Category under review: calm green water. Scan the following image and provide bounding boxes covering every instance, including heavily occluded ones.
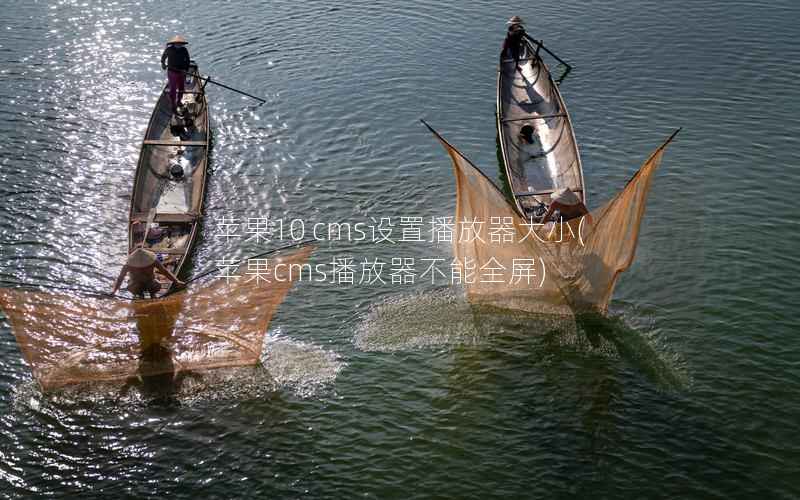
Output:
[1,0,798,498]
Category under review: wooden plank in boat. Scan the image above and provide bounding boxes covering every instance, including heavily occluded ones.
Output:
[515,188,584,197]
[142,140,207,146]
[501,113,566,123]
[131,212,198,223]
[146,248,189,255]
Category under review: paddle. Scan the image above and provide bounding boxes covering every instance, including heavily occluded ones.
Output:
[554,65,572,86]
[167,66,267,104]
[523,34,572,70]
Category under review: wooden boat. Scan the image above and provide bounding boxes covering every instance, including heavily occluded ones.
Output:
[128,62,209,294]
[496,36,585,219]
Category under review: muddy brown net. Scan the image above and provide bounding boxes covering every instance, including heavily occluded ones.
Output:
[429,125,678,316]
[0,245,314,391]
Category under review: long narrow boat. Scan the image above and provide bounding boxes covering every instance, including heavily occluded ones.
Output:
[496,36,585,219]
[128,62,209,294]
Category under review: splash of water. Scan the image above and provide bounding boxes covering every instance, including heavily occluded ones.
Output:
[354,288,483,351]
[11,333,344,412]
[262,333,345,398]
[354,288,689,390]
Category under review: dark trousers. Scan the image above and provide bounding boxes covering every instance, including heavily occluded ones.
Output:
[167,69,186,110]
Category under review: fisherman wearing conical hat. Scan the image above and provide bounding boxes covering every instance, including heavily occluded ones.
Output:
[503,16,527,71]
[160,35,192,114]
[111,246,185,298]
[540,187,591,223]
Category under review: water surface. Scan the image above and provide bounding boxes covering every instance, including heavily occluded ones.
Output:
[1,0,798,497]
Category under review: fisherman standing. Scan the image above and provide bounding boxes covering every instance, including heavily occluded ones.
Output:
[160,35,191,113]
[111,246,185,298]
[502,16,526,70]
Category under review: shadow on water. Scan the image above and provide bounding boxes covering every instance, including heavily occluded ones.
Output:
[444,307,626,451]
[117,343,204,408]
[470,304,687,391]
[111,297,196,407]
[574,311,687,391]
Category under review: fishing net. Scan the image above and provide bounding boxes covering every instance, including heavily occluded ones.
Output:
[0,244,314,391]
[433,126,677,316]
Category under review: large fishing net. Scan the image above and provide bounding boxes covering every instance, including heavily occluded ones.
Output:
[430,126,678,316]
[0,245,314,391]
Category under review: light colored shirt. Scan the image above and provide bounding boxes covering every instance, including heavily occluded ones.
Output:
[521,140,544,159]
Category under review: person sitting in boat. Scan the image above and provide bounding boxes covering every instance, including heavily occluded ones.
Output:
[502,16,526,70]
[519,124,544,159]
[111,245,185,298]
[540,187,590,223]
[160,35,191,114]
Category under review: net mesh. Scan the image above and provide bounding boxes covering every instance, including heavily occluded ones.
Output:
[435,127,677,316]
[0,245,313,391]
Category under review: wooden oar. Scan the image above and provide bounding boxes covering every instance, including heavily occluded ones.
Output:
[167,66,266,103]
[523,34,572,70]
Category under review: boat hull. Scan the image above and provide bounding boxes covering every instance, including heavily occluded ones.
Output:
[127,63,210,295]
[496,38,585,218]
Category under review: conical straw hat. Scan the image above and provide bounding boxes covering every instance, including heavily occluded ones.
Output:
[551,187,580,206]
[127,248,157,268]
[507,16,525,26]
[167,35,188,45]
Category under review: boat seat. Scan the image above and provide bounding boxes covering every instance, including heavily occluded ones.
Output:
[500,57,537,64]
[515,188,583,197]
[143,140,206,146]
[131,212,198,223]
[144,247,187,255]
[501,113,566,123]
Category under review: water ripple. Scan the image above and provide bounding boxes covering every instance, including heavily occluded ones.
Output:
[1,0,798,497]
